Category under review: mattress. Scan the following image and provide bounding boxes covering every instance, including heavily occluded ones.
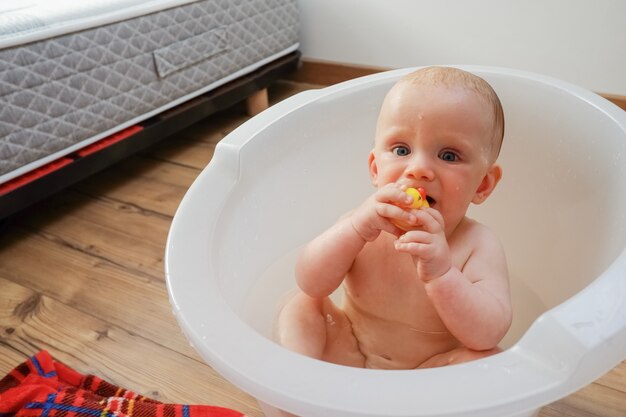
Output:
[0,0,299,183]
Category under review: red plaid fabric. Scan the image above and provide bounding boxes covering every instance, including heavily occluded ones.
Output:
[0,351,244,417]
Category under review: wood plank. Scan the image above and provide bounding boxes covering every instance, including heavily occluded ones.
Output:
[0,277,262,416]
[140,110,235,169]
[186,107,251,143]
[0,229,190,355]
[541,379,626,417]
[540,403,599,417]
[599,93,626,112]
[14,190,170,281]
[595,360,626,392]
[286,58,388,86]
[267,80,323,106]
[0,281,37,371]
[144,135,217,170]
[74,156,198,217]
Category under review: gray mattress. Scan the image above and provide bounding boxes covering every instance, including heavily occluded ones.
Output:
[0,0,299,183]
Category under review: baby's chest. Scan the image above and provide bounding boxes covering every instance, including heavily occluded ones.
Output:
[348,234,472,297]
[345,253,439,327]
[348,243,423,298]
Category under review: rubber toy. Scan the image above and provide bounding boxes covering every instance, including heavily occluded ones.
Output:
[405,187,429,209]
[392,187,429,231]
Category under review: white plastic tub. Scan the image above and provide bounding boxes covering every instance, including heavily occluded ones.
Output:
[166,66,626,417]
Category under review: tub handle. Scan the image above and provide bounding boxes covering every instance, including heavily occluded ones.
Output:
[516,249,626,392]
[554,249,626,348]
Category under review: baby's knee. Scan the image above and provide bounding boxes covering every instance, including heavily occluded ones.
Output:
[448,347,501,365]
[276,292,328,342]
[276,292,330,357]
[280,292,325,321]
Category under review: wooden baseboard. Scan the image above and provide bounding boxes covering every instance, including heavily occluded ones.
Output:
[287,58,388,86]
[599,93,626,112]
[289,59,626,111]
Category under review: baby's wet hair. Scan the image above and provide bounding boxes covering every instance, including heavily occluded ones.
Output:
[399,66,505,161]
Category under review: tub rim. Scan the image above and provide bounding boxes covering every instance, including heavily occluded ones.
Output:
[165,65,626,417]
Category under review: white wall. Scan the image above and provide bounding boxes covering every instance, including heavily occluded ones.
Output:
[297,0,626,95]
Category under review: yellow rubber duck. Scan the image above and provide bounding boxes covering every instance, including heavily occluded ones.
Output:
[392,187,429,231]
[405,187,429,209]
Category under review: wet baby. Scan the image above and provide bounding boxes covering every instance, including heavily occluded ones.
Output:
[278,66,511,369]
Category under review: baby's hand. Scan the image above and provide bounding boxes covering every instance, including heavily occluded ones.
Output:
[391,187,429,230]
[350,183,418,241]
[394,208,451,282]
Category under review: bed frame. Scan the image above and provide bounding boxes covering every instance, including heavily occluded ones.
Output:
[0,51,300,220]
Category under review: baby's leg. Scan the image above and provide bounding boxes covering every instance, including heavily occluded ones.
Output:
[277,292,365,367]
[417,346,502,369]
[277,292,327,359]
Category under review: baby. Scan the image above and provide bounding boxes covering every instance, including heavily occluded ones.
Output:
[278,66,512,369]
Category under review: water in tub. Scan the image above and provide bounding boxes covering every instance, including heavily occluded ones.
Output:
[240,247,547,351]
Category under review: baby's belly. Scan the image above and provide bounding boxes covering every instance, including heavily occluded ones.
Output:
[343,297,460,369]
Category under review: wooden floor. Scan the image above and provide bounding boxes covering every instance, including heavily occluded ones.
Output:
[1,79,625,417]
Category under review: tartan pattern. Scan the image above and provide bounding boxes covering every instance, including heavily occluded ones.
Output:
[0,351,244,417]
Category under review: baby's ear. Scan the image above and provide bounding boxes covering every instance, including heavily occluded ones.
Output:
[368,150,378,186]
[472,164,502,204]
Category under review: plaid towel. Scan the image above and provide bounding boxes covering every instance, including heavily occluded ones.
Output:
[0,350,245,417]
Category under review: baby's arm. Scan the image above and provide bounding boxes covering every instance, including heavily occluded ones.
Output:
[395,214,511,351]
[295,216,365,298]
[425,228,510,351]
[297,184,417,298]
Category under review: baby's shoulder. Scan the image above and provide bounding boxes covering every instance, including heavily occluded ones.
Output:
[453,217,502,249]
[458,216,492,234]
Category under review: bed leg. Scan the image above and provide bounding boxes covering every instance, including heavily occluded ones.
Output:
[246,88,269,116]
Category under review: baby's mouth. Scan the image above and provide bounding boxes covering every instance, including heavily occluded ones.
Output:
[426,196,436,207]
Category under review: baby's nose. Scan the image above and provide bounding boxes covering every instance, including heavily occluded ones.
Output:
[406,155,435,180]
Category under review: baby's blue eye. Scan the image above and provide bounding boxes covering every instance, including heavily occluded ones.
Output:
[393,146,410,156]
[439,150,459,162]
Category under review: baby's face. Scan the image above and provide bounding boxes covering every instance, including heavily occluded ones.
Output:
[369,82,498,233]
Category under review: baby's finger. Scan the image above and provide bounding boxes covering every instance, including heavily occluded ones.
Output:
[394,240,428,255]
[395,231,437,258]
[425,207,445,226]
[375,202,416,223]
[377,183,413,206]
[411,208,444,234]
[397,230,432,245]
[380,220,408,237]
